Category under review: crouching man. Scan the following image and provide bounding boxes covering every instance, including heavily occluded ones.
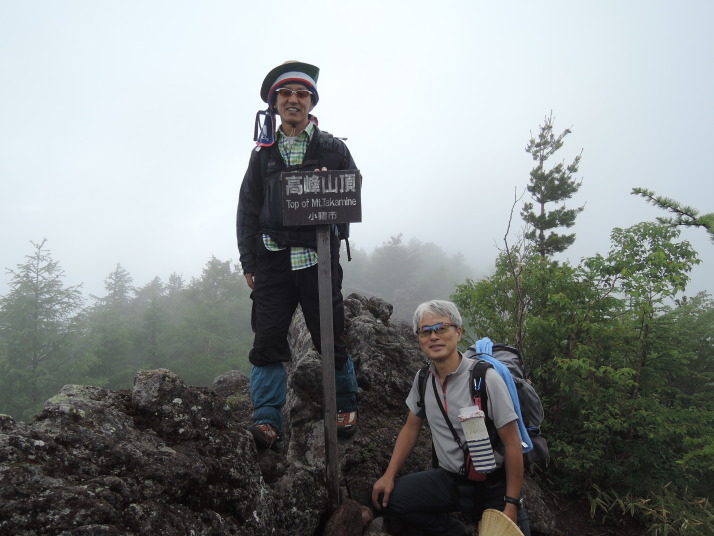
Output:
[371,300,530,535]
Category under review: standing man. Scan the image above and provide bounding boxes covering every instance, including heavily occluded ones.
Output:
[372,300,530,535]
[236,61,359,450]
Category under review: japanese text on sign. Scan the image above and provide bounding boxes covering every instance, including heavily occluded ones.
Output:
[281,169,362,226]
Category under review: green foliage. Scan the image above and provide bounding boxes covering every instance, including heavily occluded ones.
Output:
[589,484,713,536]
[632,187,714,244]
[360,441,378,462]
[453,247,624,373]
[521,112,584,258]
[607,223,699,303]
[451,221,712,533]
[645,293,714,404]
[605,223,700,396]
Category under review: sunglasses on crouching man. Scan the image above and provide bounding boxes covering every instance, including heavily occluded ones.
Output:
[416,322,459,339]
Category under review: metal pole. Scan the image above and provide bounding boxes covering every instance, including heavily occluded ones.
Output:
[316,224,340,513]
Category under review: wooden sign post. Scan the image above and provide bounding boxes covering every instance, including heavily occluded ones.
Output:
[281,169,362,513]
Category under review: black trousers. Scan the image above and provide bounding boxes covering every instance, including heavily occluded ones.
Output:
[384,468,531,536]
[248,241,348,369]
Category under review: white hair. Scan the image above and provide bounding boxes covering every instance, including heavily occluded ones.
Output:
[412,300,463,333]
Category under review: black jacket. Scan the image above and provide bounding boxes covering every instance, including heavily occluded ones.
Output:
[236,127,357,274]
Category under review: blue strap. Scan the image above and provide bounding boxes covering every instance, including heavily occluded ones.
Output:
[475,337,533,453]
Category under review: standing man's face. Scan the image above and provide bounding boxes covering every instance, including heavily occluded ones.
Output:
[274,83,314,131]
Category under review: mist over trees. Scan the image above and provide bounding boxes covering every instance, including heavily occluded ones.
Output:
[0,248,254,421]
[342,233,476,320]
[0,235,474,422]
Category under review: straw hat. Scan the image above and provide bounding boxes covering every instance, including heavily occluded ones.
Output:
[477,509,524,536]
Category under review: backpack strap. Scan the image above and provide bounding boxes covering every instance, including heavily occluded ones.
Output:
[431,375,464,449]
[470,358,492,409]
[342,233,352,262]
[255,143,276,186]
[415,364,439,468]
[416,364,429,409]
[431,375,471,478]
[470,359,499,446]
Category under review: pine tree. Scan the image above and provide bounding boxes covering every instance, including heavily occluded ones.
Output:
[521,113,584,258]
[632,187,714,244]
[0,239,89,419]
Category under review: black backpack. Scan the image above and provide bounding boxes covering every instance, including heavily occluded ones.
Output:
[417,343,548,466]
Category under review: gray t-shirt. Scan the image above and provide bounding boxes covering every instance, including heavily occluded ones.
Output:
[405,356,517,474]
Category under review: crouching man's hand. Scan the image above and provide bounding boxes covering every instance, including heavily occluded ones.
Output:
[371,475,394,510]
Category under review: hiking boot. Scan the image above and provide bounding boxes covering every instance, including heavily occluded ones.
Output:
[247,423,280,450]
[336,410,358,436]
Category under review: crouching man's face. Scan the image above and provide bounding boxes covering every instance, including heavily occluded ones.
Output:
[416,314,462,363]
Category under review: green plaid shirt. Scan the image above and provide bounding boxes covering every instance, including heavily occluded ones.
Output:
[263,123,318,270]
[278,122,314,166]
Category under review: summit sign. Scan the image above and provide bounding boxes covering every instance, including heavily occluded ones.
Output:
[280,169,362,226]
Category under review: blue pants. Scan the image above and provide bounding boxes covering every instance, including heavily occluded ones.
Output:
[383,468,530,535]
[250,356,358,433]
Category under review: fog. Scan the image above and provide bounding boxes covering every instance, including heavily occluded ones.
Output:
[1,1,712,299]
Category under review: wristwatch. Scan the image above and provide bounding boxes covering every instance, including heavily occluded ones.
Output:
[504,495,523,509]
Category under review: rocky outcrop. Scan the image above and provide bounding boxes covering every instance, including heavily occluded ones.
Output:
[0,294,555,535]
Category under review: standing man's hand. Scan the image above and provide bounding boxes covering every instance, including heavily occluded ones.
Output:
[244,273,255,289]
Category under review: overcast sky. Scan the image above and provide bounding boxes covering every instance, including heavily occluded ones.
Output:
[1,1,712,300]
